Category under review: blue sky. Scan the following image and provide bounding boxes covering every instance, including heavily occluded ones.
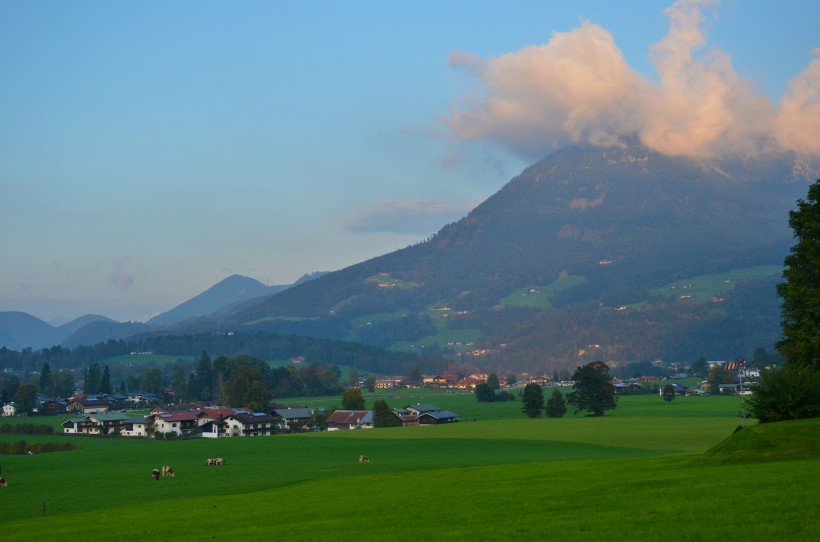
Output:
[1,1,818,323]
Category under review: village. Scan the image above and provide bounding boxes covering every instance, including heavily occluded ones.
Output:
[45,394,460,438]
[0,358,758,440]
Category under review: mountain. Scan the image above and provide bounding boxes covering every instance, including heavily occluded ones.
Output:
[0,312,115,351]
[147,275,278,326]
[147,272,328,326]
[193,142,817,371]
[55,272,330,348]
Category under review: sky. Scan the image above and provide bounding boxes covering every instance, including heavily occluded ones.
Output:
[1,0,818,324]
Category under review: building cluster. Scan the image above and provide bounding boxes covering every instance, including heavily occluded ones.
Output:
[0,391,461,438]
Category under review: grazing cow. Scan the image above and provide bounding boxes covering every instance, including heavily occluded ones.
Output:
[0,476,7,487]
[162,466,175,478]
[358,455,369,463]
[151,469,160,480]
[207,458,224,466]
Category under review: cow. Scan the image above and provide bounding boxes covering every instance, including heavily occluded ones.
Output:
[151,469,160,480]
[0,476,7,487]
[207,458,225,466]
[162,466,175,478]
[358,455,369,463]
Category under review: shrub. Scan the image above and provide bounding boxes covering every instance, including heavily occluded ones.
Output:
[742,364,820,423]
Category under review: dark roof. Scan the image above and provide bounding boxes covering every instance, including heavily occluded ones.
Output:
[232,412,273,424]
[326,410,371,425]
[419,410,459,420]
[272,407,311,420]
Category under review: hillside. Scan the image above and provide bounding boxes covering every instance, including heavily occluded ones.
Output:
[0,312,115,351]
[195,142,816,370]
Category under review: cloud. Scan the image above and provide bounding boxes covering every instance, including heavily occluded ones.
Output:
[775,50,820,155]
[445,0,817,159]
[108,266,135,291]
[339,199,476,235]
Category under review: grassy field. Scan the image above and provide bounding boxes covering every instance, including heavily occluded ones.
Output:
[650,264,782,302]
[1,393,817,541]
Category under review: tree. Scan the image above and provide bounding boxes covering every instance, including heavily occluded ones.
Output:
[661,384,676,403]
[372,399,400,428]
[140,368,163,396]
[341,387,365,410]
[706,364,734,394]
[39,363,52,394]
[567,361,617,416]
[13,383,37,414]
[777,179,820,371]
[100,365,112,395]
[690,356,709,377]
[521,383,544,418]
[223,364,271,410]
[545,388,567,418]
[486,373,500,391]
[743,364,820,422]
[84,363,102,394]
[364,376,376,392]
[474,382,496,402]
[53,371,75,398]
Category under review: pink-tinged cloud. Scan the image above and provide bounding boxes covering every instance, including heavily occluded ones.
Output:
[108,267,135,291]
[445,0,817,160]
[339,199,476,235]
[775,50,820,155]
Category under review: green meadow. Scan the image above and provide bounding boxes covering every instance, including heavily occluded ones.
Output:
[1,393,817,541]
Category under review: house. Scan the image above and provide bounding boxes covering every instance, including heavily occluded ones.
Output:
[393,409,419,426]
[2,403,15,417]
[418,410,460,425]
[127,392,160,406]
[325,410,373,431]
[150,411,198,437]
[272,407,312,431]
[121,417,150,437]
[39,399,69,415]
[87,412,130,435]
[62,413,130,435]
[66,396,113,414]
[224,412,274,437]
[403,403,440,417]
[62,417,89,434]
[199,417,230,438]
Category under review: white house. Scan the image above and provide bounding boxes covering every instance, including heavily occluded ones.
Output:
[2,403,16,417]
[121,417,150,437]
[150,411,197,436]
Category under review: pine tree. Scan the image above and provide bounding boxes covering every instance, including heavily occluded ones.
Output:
[777,179,820,370]
[521,383,544,418]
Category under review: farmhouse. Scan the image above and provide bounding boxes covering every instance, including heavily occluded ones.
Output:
[325,410,373,431]
[67,395,113,414]
[272,407,312,431]
[395,404,460,426]
[2,403,15,417]
[224,412,274,437]
[121,417,150,437]
[62,412,130,435]
[418,410,460,425]
[150,410,198,437]
[403,403,441,417]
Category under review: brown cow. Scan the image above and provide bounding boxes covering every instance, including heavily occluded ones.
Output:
[358,455,369,463]
[162,466,175,477]
[0,476,7,487]
[151,469,160,480]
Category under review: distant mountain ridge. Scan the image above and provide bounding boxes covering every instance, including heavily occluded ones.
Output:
[0,312,116,351]
[0,273,327,350]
